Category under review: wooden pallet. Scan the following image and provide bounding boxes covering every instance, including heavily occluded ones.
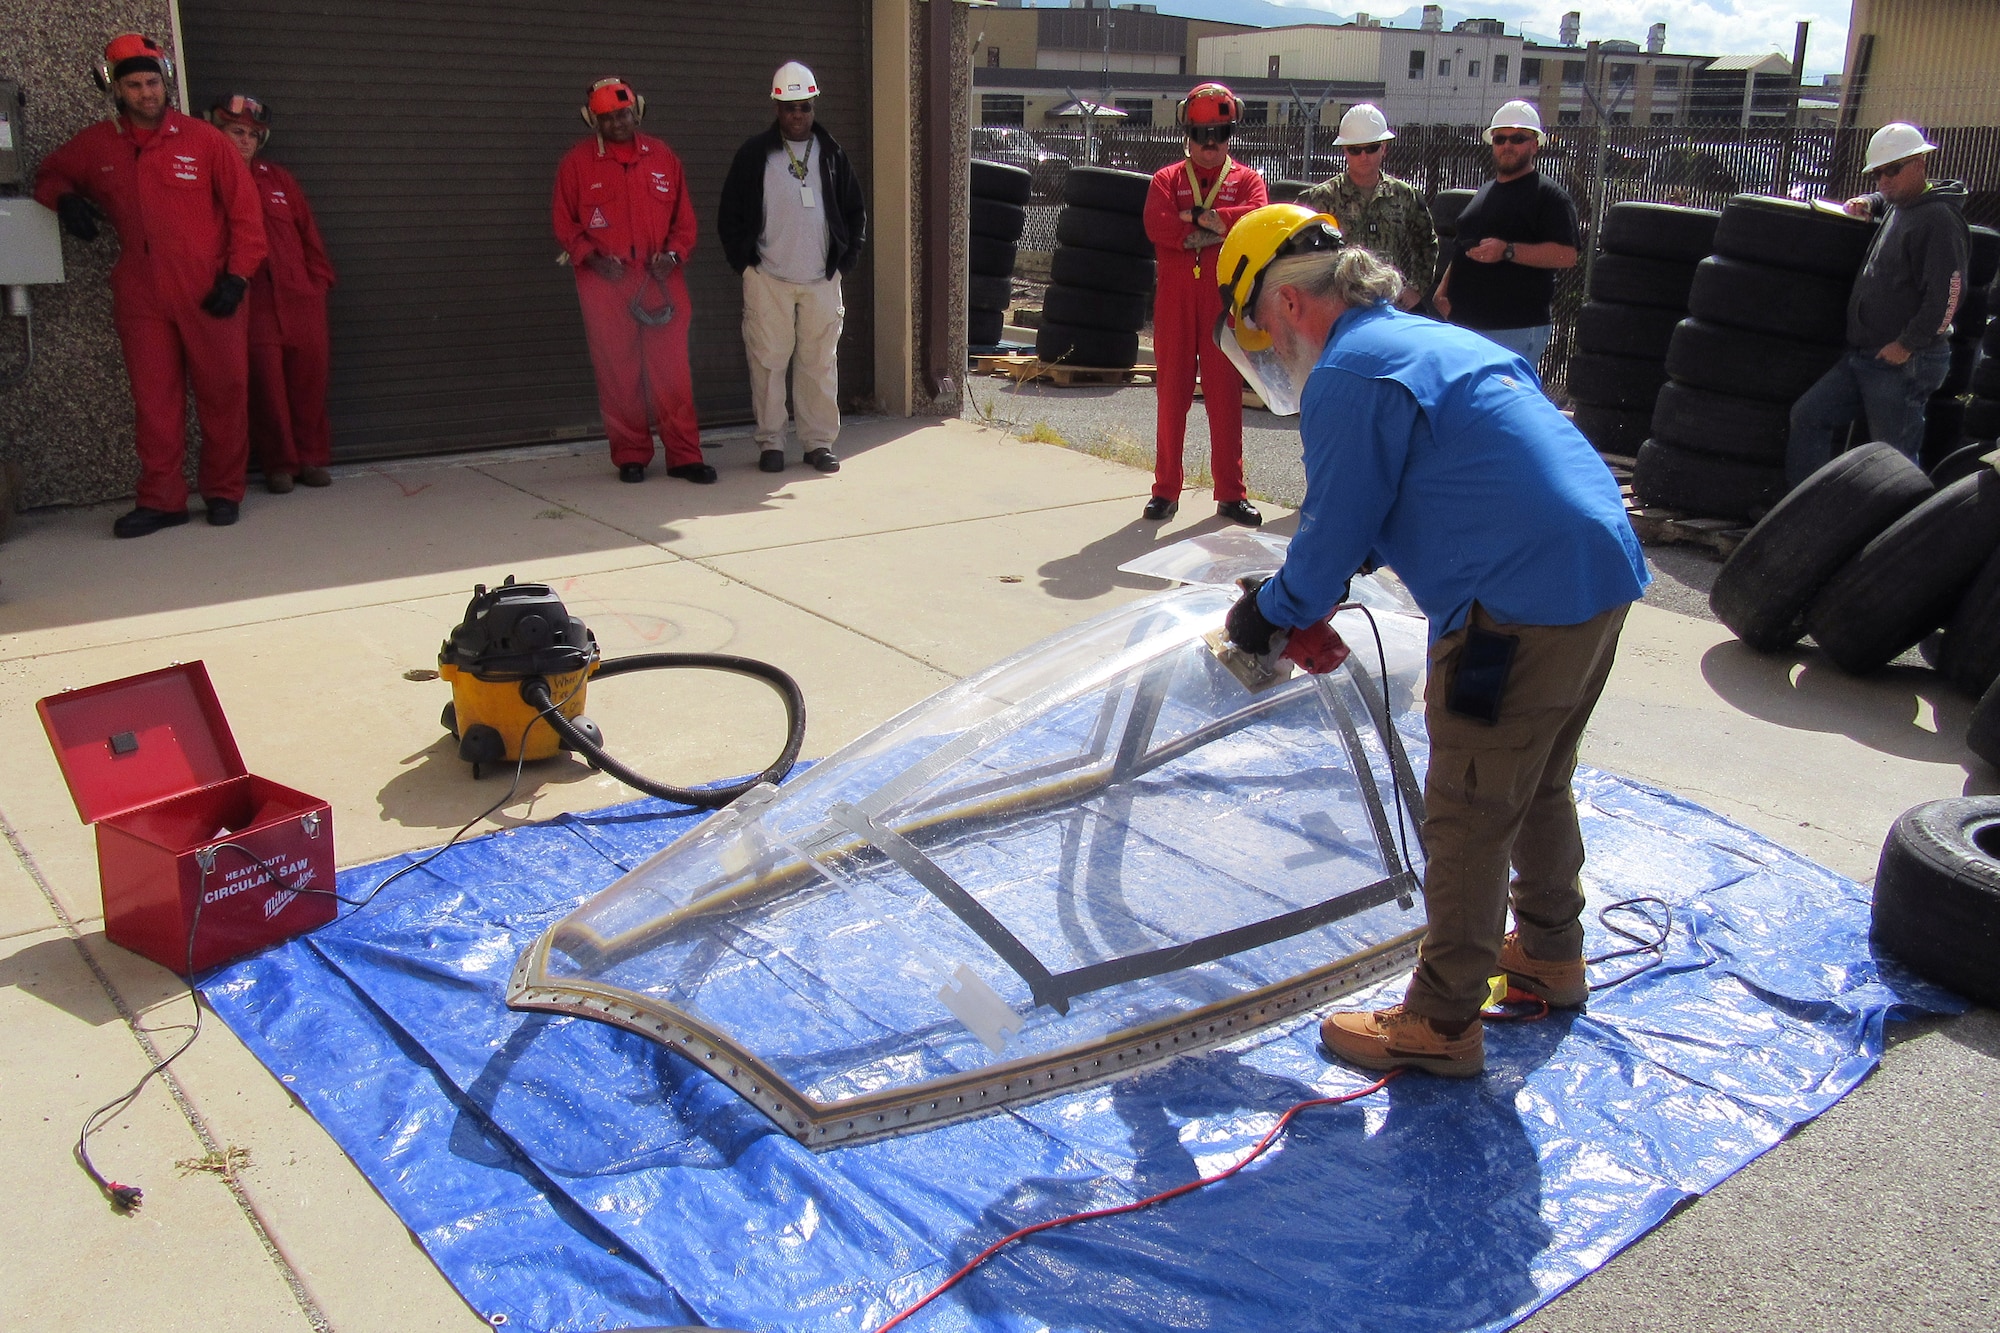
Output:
[1604,458,1750,557]
[970,353,1158,387]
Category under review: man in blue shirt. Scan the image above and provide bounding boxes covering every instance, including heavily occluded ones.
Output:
[1215,205,1649,1077]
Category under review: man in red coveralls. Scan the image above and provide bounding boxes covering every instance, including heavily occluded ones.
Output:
[210,95,337,493]
[1141,82,1268,526]
[552,78,708,484]
[34,34,266,537]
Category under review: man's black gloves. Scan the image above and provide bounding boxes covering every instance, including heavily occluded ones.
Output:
[56,194,100,241]
[201,273,249,318]
[1225,577,1282,656]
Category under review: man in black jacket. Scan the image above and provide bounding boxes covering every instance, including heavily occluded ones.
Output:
[718,61,868,474]
[1788,121,1970,486]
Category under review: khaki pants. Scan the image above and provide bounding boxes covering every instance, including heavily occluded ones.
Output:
[741,266,844,451]
[1403,601,1632,1023]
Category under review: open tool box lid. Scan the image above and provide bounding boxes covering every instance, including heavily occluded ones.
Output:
[37,662,249,826]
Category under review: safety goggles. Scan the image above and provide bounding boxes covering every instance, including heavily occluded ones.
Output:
[1490,132,1537,146]
[1344,142,1385,155]
[218,95,267,122]
[1186,125,1232,146]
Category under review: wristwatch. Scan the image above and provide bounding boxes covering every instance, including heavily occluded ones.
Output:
[1502,243,1517,263]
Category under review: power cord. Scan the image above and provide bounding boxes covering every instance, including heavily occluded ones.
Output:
[73,676,595,1211]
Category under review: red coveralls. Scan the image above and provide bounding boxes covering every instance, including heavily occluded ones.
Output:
[552,133,702,468]
[1142,158,1267,504]
[246,159,336,477]
[35,111,266,510]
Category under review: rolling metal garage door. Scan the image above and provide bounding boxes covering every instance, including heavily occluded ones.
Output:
[177,0,872,461]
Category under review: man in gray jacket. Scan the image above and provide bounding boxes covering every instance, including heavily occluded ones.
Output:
[1787,122,1970,486]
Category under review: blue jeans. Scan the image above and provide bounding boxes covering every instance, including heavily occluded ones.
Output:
[1469,324,1553,371]
[1786,345,1953,487]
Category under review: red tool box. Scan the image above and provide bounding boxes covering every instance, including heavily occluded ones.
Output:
[37,662,336,973]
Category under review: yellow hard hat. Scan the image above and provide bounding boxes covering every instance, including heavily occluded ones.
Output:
[1216,204,1344,351]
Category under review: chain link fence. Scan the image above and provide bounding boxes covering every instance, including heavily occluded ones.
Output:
[1008,123,2000,401]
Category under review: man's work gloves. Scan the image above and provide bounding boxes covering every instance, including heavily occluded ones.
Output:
[1225,577,1282,656]
[56,194,101,241]
[585,254,625,282]
[201,273,249,318]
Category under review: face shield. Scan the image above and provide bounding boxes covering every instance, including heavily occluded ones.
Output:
[1211,216,1345,419]
[1213,313,1304,417]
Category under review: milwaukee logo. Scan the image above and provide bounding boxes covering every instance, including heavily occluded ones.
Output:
[263,887,299,920]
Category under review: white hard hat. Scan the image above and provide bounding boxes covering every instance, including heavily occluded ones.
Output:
[1486,99,1543,142]
[1333,103,1394,147]
[1863,121,1937,174]
[772,62,819,102]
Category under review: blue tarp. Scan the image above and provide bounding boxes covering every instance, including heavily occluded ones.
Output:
[205,765,1960,1333]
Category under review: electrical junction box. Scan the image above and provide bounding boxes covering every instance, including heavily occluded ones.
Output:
[0,81,21,187]
[37,662,336,973]
[0,198,64,285]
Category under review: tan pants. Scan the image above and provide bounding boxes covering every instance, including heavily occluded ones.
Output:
[1403,601,1632,1023]
[741,266,844,451]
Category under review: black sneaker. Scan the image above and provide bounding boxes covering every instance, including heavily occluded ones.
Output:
[804,448,841,474]
[759,449,786,473]
[666,463,718,484]
[618,463,647,483]
[205,499,240,527]
[1217,499,1262,527]
[112,506,190,539]
[1141,496,1178,521]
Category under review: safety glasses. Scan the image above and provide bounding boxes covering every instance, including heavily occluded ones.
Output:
[1187,126,1232,146]
[1344,142,1385,155]
[779,100,815,114]
[1869,157,1913,180]
[1490,132,1536,146]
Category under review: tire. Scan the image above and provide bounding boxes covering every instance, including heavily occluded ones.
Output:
[1631,438,1786,521]
[1984,316,2000,357]
[1035,320,1139,369]
[1970,225,2000,290]
[1665,318,1843,403]
[1650,381,1791,465]
[1709,442,1933,650]
[1870,797,2000,1007]
[968,273,1012,312]
[1955,287,1990,341]
[1686,256,1852,346]
[1567,351,1671,411]
[969,235,1017,278]
[970,197,1026,243]
[1570,404,1652,457]
[1575,301,1684,359]
[1588,253,1699,309]
[1430,188,1476,233]
[1804,470,2000,674]
[1056,204,1152,257]
[1939,544,2000,697]
[1599,202,1722,263]
[1940,341,1978,397]
[1050,244,1156,296]
[968,307,1005,347]
[1931,440,1997,489]
[1266,179,1316,205]
[971,159,1033,206]
[1969,396,2000,441]
[1971,355,2000,400]
[1713,194,1877,279]
[1973,679,2000,768]
[1923,397,1969,470]
[1061,166,1154,215]
[1041,283,1149,333]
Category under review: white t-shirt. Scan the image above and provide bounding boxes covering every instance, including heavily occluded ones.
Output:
[758,137,831,284]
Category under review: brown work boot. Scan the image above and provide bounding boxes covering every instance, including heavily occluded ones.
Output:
[297,466,333,487]
[265,470,295,494]
[1320,1004,1484,1077]
[1499,932,1588,1009]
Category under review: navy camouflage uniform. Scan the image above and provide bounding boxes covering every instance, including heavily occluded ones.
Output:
[1303,172,1438,296]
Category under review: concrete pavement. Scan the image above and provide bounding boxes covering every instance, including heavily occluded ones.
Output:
[1,414,1992,1331]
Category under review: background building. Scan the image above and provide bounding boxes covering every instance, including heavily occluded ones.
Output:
[1840,0,2000,128]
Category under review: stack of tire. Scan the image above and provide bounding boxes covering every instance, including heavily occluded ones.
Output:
[1923,224,2000,465]
[1427,188,1476,309]
[1568,203,1721,459]
[969,160,1032,350]
[1038,167,1155,370]
[1635,195,1877,521]
[1710,442,2000,768]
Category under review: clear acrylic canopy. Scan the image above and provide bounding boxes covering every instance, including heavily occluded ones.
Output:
[510,539,1432,1147]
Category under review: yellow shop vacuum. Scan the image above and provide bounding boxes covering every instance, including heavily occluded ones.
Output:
[438,576,806,807]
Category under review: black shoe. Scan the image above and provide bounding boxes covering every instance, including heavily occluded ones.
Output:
[1217,499,1262,527]
[759,449,786,473]
[205,498,240,527]
[618,463,647,483]
[666,462,718,484]
[1141,496,1179,521]
[112,506,190,539]
[803,448,841,474]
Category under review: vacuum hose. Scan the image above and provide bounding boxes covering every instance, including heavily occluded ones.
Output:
[520,653,807,809]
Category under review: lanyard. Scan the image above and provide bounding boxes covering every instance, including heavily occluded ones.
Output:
[784,137,812,182]
[1184,158,1230,278]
